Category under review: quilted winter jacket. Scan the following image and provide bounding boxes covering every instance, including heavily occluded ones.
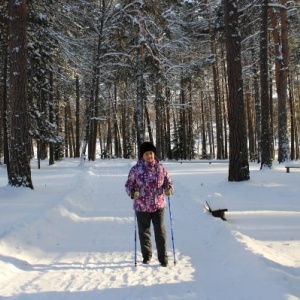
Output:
[125,158,173,212]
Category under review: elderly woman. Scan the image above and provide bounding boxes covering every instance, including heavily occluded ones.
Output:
[125,142,174,267]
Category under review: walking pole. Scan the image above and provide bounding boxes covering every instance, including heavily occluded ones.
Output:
[167,196,176,265]
[134,205,137,267]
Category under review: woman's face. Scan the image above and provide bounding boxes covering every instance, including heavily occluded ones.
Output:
[142,151,155,163]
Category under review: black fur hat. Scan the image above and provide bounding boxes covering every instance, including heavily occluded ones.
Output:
[139,142,156,158]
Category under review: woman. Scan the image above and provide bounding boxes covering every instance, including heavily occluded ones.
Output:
[125,142,174,267]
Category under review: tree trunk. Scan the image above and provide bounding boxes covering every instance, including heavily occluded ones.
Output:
[165,85,172,159]
[277,0,289,162]
[88,58,99,161]
[200,90,207,157]
[211,35,223,159]
[64,98,69,158]
[288,73,298,160]
[187,78,194,159]
[207,93,214,158]
[221,46,229,159]
[205,0,223,160]
[289,78,295,160]
[49,71,54,165]
[155,76,163,158]
[145,103,154,144]
[246,84,255,161]
[2,24,9,165]
[7,0,33,188]
[224,0,250,181]
[75,75,80,158]
[251,48,261,163]
[135,2,145,147]
[269,3,289,163]
[180,75,187,159]
[81,82,91,161]
[106,97,112,157]
[260,0,272,169]
[67,102,75,158]
[54,88,62,161]
[113,83,122,158]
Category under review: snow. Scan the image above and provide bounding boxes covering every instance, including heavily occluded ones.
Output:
[0,158,300,300]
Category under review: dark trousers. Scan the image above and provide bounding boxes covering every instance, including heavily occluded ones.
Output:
[136,209,168,263]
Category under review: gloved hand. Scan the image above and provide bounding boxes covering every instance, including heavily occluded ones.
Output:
[131,191,140,200]
[164,187,173,196]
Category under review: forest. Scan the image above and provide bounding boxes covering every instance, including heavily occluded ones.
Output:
[0,0,300,188]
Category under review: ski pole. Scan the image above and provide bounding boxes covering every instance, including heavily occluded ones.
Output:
[134,206,137,267]
[167,196,176,265]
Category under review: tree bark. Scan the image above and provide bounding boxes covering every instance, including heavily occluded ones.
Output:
[2,23,9,165]
[224,0,250,181]
[260,0,272,169]
[75,75,80,158]
[277,0,289,162]
[135,2,145,147]
[49,70,54,165]
[7,0,33,188]
[269,3,289,162]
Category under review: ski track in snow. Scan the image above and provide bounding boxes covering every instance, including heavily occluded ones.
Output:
[0,159,299,299]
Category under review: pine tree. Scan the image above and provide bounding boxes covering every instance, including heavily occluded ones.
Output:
[7,0,33,188]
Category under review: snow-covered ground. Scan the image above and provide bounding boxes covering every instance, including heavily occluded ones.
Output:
[0,158,299,300]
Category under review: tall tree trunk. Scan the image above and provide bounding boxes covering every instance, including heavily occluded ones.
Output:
[121,84,131,158]
[155,76,163,158]
[64,98,69,158]
[207,93,214,158]
[113,83,122,158]
[289,77,295,160]
[251,48,261,163]
[75,75,80,158]
[246,84,255,161]
[106,97,112,157]
[224,0,250,181]
[180,75,187,159]
[211,34,223,159]
[260,0,272,169]
[165,84,172,159]
[49,71,54,165]
[269,72,275,159]
[269,3,289,163]
[221,45,229,159]
[145,103,153,143]
[187,77,194,159]
[54,88,62,161]
[88,38,101,161]
[205,0,223,159]
[200,90,207,157]
[277,0,289,162]
[294,108,299,159]
[67,102,75,158]
[7,0,33,188]
[288,73,298,160]
[135,2,145,147]
[81,84,91,162]
[2,24,9,165]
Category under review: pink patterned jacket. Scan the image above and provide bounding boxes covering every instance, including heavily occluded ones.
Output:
[125,158,173,212]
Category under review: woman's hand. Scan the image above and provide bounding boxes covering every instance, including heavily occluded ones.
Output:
[164,187,173,196]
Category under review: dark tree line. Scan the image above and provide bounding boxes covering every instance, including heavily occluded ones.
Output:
[1,0,300,187]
